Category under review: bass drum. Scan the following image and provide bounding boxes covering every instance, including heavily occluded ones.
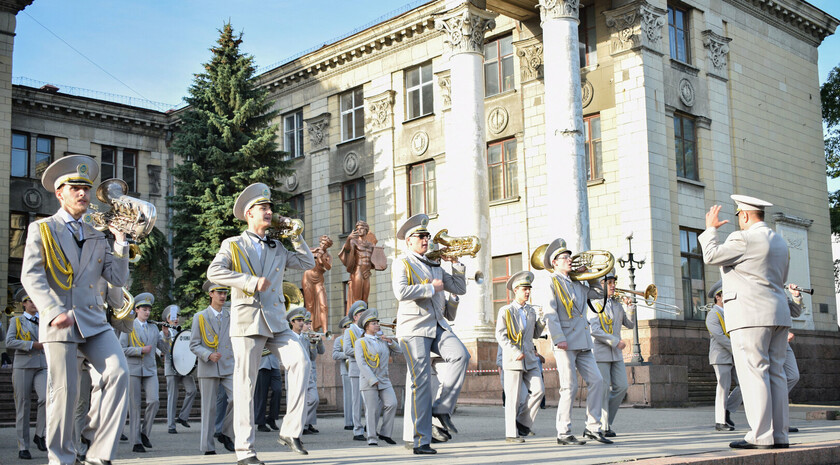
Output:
[171,330,197,376]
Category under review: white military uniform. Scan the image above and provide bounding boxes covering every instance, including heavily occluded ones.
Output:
[304,323,324,429]
[6,311,47,453]
[332,326,353,429]
[343,311,367,437]
[706,302,742,426]
[589,297,634,432]
[162,306,197,432]
[355,309,402,445]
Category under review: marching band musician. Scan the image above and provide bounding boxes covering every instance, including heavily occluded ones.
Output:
[6,288,47,460]
[162,304,197,434]
[354,308,402,446]
[494,271,545,444]
[539,238,611,445]
[343,300,369,441]
[21,155,130,465]
[393,213,469,455]
[206,182,315,463]
[119,293,169,453]
[333,316,354,431]
[190,280,235,455]
[303,311,324,434]
[588,270,634,438]
[705,280,741,431]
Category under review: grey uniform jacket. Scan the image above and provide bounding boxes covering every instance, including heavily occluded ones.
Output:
[120,320,169,377]
[189,307,234,378]
[354,335,402,390]
[589,298,634,362]
[307,337,325,361]
[495,301,544,371]
[541,273,604,350]
[259,353,281,371]
[706,305,733,365]
[344,324,364,377]
[392,251,466,338]
[332,335,348,376]
[698,222,791,331]
[207,232,314,337]
[21,213,129,342]
[5,315,47,369]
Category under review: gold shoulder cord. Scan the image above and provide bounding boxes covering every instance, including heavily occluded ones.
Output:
[551,276,574,319]
[503,307,523,347]
[129,329,145,349]
[15,318,31,342]
[596,303,614,334]
[198,314,219,349]
[716,312,729,338]
[230,242,255,297]
[360,339,380,368]
[39,223,73,290]
[402,259,428,286]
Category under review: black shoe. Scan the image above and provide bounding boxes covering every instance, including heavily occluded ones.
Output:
[34,434,47,451]
[223,436,235,452]
[213,432,220,438]
[434,413,459,434]
[80,436,91,448]
[267,420,279,431]
[557,435,586,445]
[516,421,531,437]
[132,444,146,453]
[604,429,617,438]
[729,440,773,449]
[789,426,799,433]
[378,434,396,445]
[413,444,437,454]
[77,454,86,464]
[84,460,113,465]
[715,423,735,431]
[177,418,190,428]
[431,425,450,443]
[236,456,265,465]
[120,434,128,442]
[278,435,308,455]
[774,443,790,449]
[257,424,271,432]
[216,433,231,444]
[344,425,354,431]
[506,437,525,443]
[168,427,177,434]
[204,451,216,455]
[306,425,319,434]
[583,429,613,444]
[353,434,366,441]
[725,410,735,427]
[140,433,152,448]
[19,450,32,460]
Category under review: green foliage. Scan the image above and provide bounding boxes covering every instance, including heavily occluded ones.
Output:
[168,23,292,319]
[128,227,174,320]
[822,65,840,292]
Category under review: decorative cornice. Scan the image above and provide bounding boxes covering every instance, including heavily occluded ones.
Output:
[0,0,33,15]
[514,36,543,82]
[365,90,396,133]
[538,0,580,24]
[603,0,667,57]
[773,212,814,228]
[434,3,497,55]
[723,0,838,46]
[702,30,732,79]
[304,112,331,151]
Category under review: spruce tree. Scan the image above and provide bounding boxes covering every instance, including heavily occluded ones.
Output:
[169,23,291,321]
[128,226,174,319]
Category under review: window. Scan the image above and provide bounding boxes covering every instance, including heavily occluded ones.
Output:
[283,110,304,159]
[340,88,364,142]
[409,160,437,216]
[101,146,116,181]
[674,113,697,180]
[484,35,514,97]
[584,115,602,180]
[579,5,597,68]
[10,213,27,259]
[35,136,52,178]
[406,63,433,119]
[11,133,28,178]
[492,254,523,316]
[123,149,137,192]
[342,179,366,234]
[288,194,304,223]
[668,5,689,63]
[487,139,518,201]
[680,228,705,320]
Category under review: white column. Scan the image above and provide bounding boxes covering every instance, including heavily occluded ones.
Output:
[539,0,590,252]
[435,2,497,341]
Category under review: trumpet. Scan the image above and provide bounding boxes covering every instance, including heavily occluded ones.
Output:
[150,320,181,332]
[268,214,304,242]
[303,331,331,339]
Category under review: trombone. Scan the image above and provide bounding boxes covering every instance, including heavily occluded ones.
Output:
[613,284,681,315]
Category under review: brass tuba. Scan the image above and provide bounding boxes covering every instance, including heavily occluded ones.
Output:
[109,285,135,320]
[283,281,304,311]
[268,214,304,242]
[425,229,481,262]
[87,179,157,241]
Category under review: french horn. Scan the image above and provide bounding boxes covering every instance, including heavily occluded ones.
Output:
[87,178,157,242]
[425,229,481,262]
[530,244,615,281]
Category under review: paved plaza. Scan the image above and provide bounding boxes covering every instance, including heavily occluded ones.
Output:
[1,404,839,465]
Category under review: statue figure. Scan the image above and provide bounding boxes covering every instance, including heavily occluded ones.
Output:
[339,220,387,312]
[302,235,333,333]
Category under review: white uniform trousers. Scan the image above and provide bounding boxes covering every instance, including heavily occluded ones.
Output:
[731,326,789,446]
[362,385,397,441]
[341,372,353,427]
[73,361,92,456]
[553,348,604,436]
[128,374,160,446]
[305,367,319,427]
[349,374,364,435]
[13,366,47,451]
[784,345,799,392]
[43,332,129,465]
[712,364,743,424]
[231,331,309,461]
[198,376,233,452]
[503,366,544,438]
[166,374,197,429]
[596,360,628,431]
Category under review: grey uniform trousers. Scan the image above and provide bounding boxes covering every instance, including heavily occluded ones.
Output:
[128,374,159,446]
[73,361,92,456]
[43,332,129,465]
[348,361,365,436]
[503,366,544,438]
[400,326,469,447]
[731,326,789,446]
[553,348,603,436]
[198,376,233,452]
[362,386,397,441]
[712,364,743,424]
[597,360,628,431]
[341,372,353,427]
[13,366,46,451]
[231,332,309,461]
[306,366,319,427]
[166,374,197,428]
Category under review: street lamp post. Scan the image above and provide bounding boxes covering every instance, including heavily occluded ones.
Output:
[617,231,647,365]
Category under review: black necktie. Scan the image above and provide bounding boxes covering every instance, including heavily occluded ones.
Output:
[247,232,276,249]
[31,317,39,325]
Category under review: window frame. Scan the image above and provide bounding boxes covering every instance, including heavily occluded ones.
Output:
[341,178,366,234]
[288,194,305,224]
[579,5,597,68]
[408,159,437,216]
[491,254,523,317]
[11,132,29,179]
[487,138,519,202]
[340,88,365,142]
[34,135,53,179]
[405,62,434,120]
[484,34,515,97]
[583,114,602,181]
[674,112,698,181]
[101,146,116,182]
[668,4,690,63]
[10,212,28,260]
[680,227,706,320]
[283,110,304,160]
[122,149,138,193]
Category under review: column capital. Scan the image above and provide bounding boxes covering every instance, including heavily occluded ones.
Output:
[434,3,497,55]
[603,0,667,57]
[304,112,331,152]
[514,36,543,82]
[539,0,580,24]
[365,90,396,133]
[702,30,732,81]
